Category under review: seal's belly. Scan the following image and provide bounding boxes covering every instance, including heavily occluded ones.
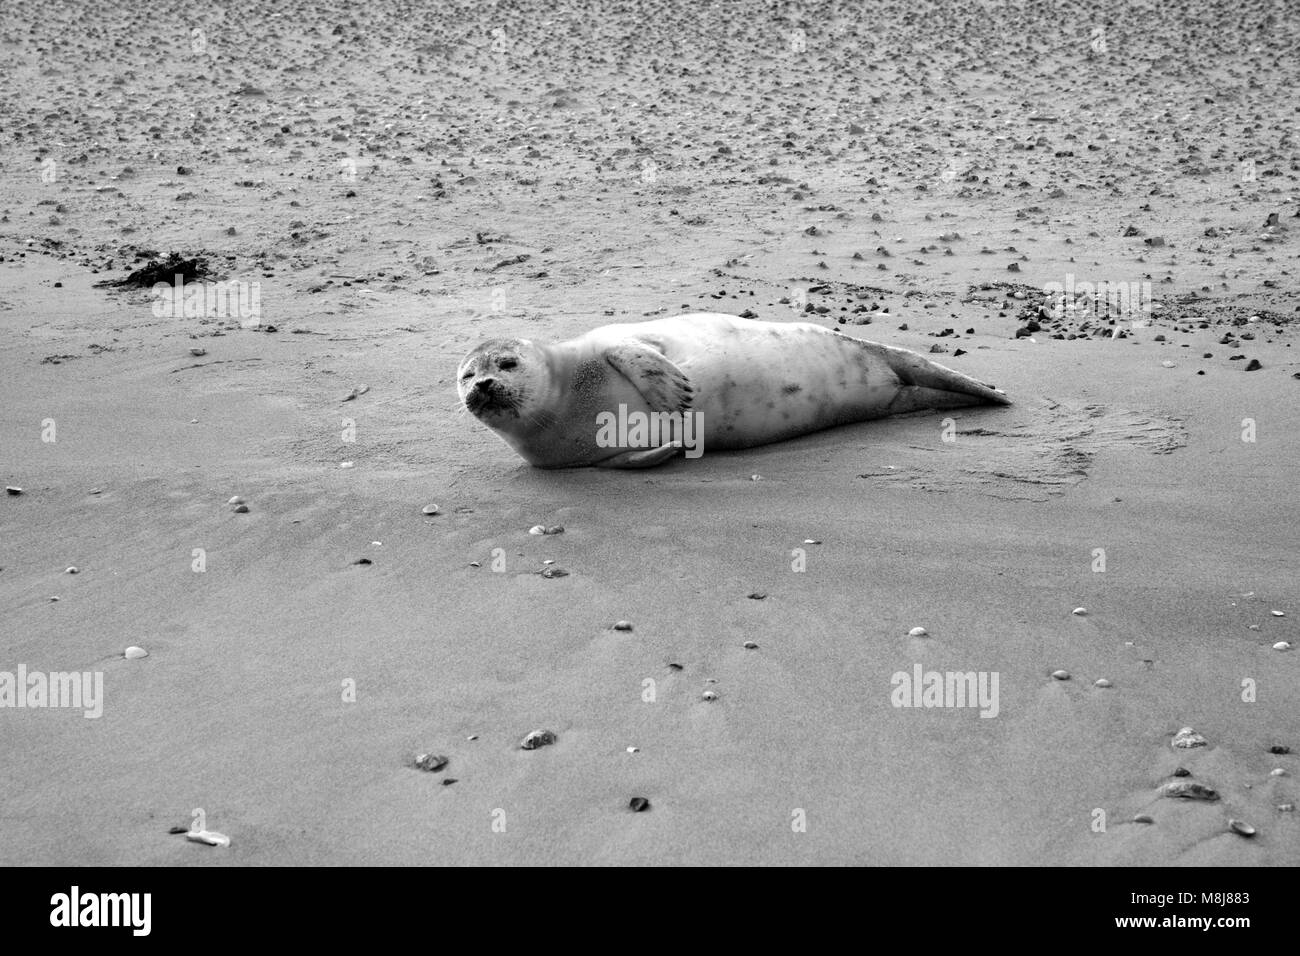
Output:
[660,317,905,449]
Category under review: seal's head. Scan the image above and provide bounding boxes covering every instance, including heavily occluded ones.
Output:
[457,338,551,430]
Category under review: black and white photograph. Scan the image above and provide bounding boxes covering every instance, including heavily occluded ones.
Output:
[0,0,1294,903]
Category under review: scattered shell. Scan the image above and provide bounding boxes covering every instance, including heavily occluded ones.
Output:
[528,524,565,535]
[227,496,244,505]
[748,592,767,600]
[422,504,440,515]
[1094,678,1113,688]
[353,557,372,565]
[626,746,639,753]
[1172,727,1208,749]
[442,778,457,786]
[5,486,23,495]
[189,347,206,356]
[124,646,148,660]
[1272,610,1286,617]
[468,561,480,568]
[750,474,763,481]
[413,753,449,772]
[233,504,249,513]
[612,621,633,631]
[1173,767,1191,777]
[1051,669,1071,681]
[1227,818,1256,837]
[1270,768,1288,777]
[339,461,354,469]
[528,525,546,535]
[1160,360,1176,368]
[167,826,188,834]
[185,829,231,848]
[1268,745,1291,755]
[539,567,568,579]
[628,797,651,812]
[1279,804,1295,812]
[520,729,556,750]
[1273,641,1293,651]
[743,640,758,649]
[1158,780,1219,801]
[1132,814,1154,824]
[908,626,928,637]
[701,690,718,701]
[804,539,822,545]
[65,566,78,574]
[1072,607,1087,616]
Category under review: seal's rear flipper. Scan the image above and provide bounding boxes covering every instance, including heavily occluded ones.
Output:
[850,338,1011,407]
[604,343,695,413]
[596,442,683,469]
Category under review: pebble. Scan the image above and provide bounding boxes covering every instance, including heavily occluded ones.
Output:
[1273,641,1293,651]
[1227,819,1256,837]
[701,690,718,701]
[1172,727,1208,749]
[1272,610,1286,617]
[233,504,249,513]
[748,592,767,600]
[422,504,440,515]
[228,496,244,505]
[1270,768,1288,777]
[65,567,78,574]
[628,797,651,812]
[743,640,759,649]
[1094,678,1112,688]
[539,567,568,578]
[1173,767,1191,777]
[1133,813,1154,824]
[6,486,23,495]
[1158,780,1219,801]
[184,829,231,848]
[908,626,928,637]
[124,646,148,660]
[1160,360,1176,368]
[1051,669,1071,681]
[1072,607,1087,616]
[1268,745,1291,755]
[612,621,633,631]
[413,753,449,772]
[520,729,557,750]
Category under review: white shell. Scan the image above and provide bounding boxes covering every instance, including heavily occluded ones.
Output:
[529,525,546,535]
[1172,727,1208,749]
[227,496,244,505]
[124,646,148,660]
[1072,607,1087,615]
[1273,641,1293,651]
[1051,670,1071,681]
[185,829,230,847]
[1094,678,1113,688]
[422,504,440,515]
[908,626,928,637]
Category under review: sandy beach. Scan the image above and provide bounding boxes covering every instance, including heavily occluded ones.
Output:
[1,0,1297,866]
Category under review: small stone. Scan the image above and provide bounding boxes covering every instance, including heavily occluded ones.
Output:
[539,567,568,578]
[1173,767,1191,777]
[1160,360,1176,368]
[1244,359,1262,372]
[6,486,23,495]
[413,753,449,772]
[227,496,245,506]
[520,729,557,750]
[189,347,206,356]
[1132,814,1154,824]
[1270,768,1288,777]
[233,504,249,513]
[422,504,440,515]
[167,826,188,834]
[748,592,767,600]
[442,778,457,786]
[1172,727,1208,749]
[1094,678,1112,688]
[1158,780,1219,801]
[1051,669,1071,681]
[353,557,372,565]
[743,640,759,649]
[1271,610,1285,617]
[65,567,78,574]
[1228,818,1256,837]
[701,690,718,701]
[1072,607,1087,616]
[629,797,651,812]
[613,621,633,631]
[908,626,928,637]
[1268,745,1291,755]
[1274,641,1293,651]
[124,646,148,660]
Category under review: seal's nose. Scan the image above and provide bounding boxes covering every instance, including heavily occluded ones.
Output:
[474,377,496,393]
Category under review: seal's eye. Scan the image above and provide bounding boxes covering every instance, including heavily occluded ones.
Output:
[497,357,518,371]
[459,369,474,381]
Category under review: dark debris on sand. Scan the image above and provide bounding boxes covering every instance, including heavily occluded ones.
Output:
[94,252,215,289]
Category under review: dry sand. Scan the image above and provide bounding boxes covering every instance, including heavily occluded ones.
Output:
[0,0,1297,865]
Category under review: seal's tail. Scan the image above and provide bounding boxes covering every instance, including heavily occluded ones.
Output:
[862,340,1012,412]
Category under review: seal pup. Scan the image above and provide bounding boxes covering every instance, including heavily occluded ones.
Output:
[458,313,1010,468]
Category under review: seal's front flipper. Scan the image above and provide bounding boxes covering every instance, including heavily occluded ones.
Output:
[597,442,684,469]
[604,343,695,413]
